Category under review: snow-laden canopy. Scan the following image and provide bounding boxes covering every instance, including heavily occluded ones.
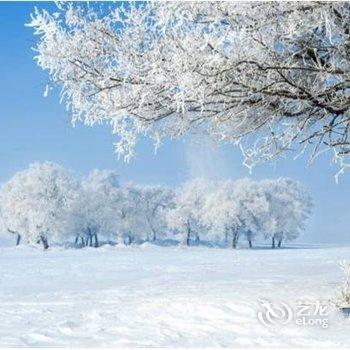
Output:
[28,2,350,176]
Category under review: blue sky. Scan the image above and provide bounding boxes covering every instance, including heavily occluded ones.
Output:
[0,2,349,244]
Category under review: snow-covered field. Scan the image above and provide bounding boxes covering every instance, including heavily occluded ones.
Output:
[0,244,350,347]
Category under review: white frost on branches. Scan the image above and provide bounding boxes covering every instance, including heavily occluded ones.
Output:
[167,178,214,245]
[261,178,313,248]
[70,169,120,247]
[0,162,79,248]
[28,2,350,174]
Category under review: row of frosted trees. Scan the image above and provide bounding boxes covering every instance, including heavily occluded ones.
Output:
[0,162,313,249]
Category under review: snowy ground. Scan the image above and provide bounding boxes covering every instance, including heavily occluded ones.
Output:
[0,244,350,347]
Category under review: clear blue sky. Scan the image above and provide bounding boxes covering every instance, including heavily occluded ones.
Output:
[0,2,349,244]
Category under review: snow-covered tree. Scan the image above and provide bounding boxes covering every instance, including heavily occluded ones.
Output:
[29,3,350,175]
[167,178,214,245]
[0,162,80,249]
[232,179,270,248]
[0,207,21,245]
[139,185,174,241]
[71,179,173,246]
[115,183,145,245]
[261,178,313,248]
[71,169,120,247]
[201,180,241,247]
[204,179,269,249]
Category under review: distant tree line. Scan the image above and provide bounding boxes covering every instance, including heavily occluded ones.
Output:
[0,162,313,250]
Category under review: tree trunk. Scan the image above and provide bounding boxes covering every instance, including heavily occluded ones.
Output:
[277,238,283,248]
[81,236,85,247]
[150,224,157,241]
[124,234,132,245]
[194,233,200,244]
[8,229,20,246]
[86,228,93,247]
[147,230,156,242]
[232,229,239,249]
[93,233,99,248]
[186,227,191,246]
[248,239,252,248]
[40,235,49,250]
[152,231,157,241]
[272,237,275,249]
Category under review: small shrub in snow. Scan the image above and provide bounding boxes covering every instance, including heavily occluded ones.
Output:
[332,261,350,309]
